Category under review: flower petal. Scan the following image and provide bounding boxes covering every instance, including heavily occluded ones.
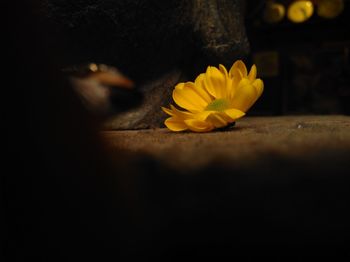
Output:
[184,119,214,132]
[204,66,227,99]
[170,104,194,119]
[216,111,233,123]
[248,64,257,82]
[164,117,188,131]
[229,68,245,99]
[219,64,229,78]
[161,106,174,116]
[252,78,264,98]
[207,113,228,128]
[224,108,245,121]
[231,79,259,112]
[229,60,248,79]
[173,82,207,112]
[227,78,237,100]
[194,110,213,121]
[194,74,214,103]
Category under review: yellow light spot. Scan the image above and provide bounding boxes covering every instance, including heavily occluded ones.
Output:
[287,1,314,23]
[263,2,286,24]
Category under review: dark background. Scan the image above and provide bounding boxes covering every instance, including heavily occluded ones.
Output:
[246,0,350,115]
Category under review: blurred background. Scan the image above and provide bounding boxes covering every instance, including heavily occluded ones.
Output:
[246,0,350,115]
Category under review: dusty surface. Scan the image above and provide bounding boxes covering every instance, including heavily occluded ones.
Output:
[102,115,350,170]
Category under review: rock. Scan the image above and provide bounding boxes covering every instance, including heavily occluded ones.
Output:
[40,0,249,129]
[104,70,183,129]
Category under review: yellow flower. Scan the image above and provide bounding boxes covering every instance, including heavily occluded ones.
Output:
[162,60,264,132]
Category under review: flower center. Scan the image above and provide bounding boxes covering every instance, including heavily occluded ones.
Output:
[205,99,230,111]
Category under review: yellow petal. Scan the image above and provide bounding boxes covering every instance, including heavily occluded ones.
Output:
[252,78,264,98]
[207,113,228,128]
[161,106,174,116]
[194,110,213,121]
[194,74,214,103]
[229,60,248,79]
[231,79,259,112]
[218,64,235,99]
[224,108,245,121]
[227,78,236,100]
[229,68,245,99]
[219,64,229,78]
[175,82,209,106]
[162,105,193,119]
[216,111,233,123]
[248,64,257,81]
[173,82,206,112]
[169,105,193,119]
[184,119,214,132]
[204,66,227,98]
[196,111,232,125]
[164,117,188,131]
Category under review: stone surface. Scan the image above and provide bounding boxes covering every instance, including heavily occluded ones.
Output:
[41,0,248,80]
[103,115,350,170]
[104,70,182,129]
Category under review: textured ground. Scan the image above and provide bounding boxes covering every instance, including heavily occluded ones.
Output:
[102,115,350,171]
